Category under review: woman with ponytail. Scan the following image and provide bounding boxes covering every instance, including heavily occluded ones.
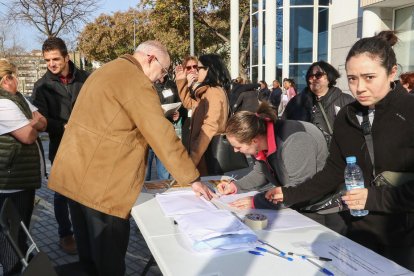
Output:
[217,102,347,233]
[267,31,414,270]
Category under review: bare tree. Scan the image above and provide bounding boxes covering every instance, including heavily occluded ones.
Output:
[7,0,101,37]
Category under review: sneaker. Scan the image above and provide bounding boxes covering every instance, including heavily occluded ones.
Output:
[59,235,77,255]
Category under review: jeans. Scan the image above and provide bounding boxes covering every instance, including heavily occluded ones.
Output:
[54,192,73,238]
[145,148,171,180]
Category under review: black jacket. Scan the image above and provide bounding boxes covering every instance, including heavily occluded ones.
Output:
[31,61,89,162]
[229,83,259,112]
[232,90,259,114]
[282,88,414,248]
[269,87,282,108]
[283,86,354,144]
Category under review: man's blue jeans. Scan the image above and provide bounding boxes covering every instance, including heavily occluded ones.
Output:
[145,148,171,180]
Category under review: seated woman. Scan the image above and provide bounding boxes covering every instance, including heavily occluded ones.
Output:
[175,54,231,176]
[265,31,414,271]
[217,102,347,234]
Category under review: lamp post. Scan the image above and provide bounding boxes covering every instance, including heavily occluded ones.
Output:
[189,0,194,55]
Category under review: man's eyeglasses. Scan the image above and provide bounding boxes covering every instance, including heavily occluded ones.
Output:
[185,65,198,71]
[308,72,326,80]
[154,56,169,78]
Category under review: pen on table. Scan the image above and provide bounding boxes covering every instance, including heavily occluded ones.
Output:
[306,258,334,276]
[257,239,286,255]
[255,247,293,261]
[287,252,332,262]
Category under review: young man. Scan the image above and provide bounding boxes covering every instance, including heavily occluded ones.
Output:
[31,37,89,255]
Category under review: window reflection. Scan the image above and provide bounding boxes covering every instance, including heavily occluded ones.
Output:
[394,5,414,72]
[289,7,313,63]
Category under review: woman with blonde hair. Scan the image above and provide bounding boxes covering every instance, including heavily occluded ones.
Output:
[0,59,46,275]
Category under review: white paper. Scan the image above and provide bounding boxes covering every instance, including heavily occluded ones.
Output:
[294,238,413,276]
[156,190,217,217]
[161,102,182,118]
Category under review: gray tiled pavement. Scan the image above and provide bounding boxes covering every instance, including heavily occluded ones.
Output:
[1,137,253,276]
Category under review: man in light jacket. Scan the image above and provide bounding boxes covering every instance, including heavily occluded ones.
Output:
[48,40,211,276]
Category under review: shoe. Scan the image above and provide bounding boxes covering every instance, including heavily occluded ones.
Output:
[59,235,77,255]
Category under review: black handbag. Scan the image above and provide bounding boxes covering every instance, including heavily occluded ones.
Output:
[204,134,249,175]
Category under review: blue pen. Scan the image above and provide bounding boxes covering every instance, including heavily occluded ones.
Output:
[307,258,334,276]
[257,239,287,256]
[255,247,294,261]
[248,250,264,256]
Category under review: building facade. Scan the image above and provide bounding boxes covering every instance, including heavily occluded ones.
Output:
[233,0,414,92]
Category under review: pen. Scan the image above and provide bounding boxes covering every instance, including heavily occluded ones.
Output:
[248,250,263,256]
[255,247,293,261]
[306,258,334,276]
[257,239,286,255]
[287,252,332,261]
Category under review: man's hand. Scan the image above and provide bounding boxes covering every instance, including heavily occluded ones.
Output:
[265,187,283,204]
[191,181,217,201]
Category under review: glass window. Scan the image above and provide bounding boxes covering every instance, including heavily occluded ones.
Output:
[276,65,283,83]
[289,7,313,63]
[291,0,313,6]
[319,0,329,6]
[252,0,259,13]
[318,7,329,61]
[289,64,310,92]
[252,13,259,65]
[394,5,414,72]
[276,8,283,65]
[252,66,259,83]
[263,0,266,9]
[277,0,283,6]
[262,66,266,81]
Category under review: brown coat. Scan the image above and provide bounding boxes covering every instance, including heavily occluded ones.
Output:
[176,79,229,175]
[48,55,199,219]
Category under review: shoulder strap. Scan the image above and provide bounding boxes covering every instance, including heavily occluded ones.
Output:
[361,110,375,176]
[316,101,333,135]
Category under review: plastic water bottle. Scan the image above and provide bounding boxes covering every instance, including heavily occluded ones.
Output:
[344,156,369,217]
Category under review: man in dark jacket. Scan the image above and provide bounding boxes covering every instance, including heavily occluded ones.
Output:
[282,61,354,146]
[31,37,89,255]
[269,79,282,110]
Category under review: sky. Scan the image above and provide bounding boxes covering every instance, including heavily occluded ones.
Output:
[1,0,139,51]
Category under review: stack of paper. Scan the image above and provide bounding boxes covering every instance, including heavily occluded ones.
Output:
[156,191,257,253]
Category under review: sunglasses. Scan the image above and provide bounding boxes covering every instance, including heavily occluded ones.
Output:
[185,65,198,71]
[308,72,326,80]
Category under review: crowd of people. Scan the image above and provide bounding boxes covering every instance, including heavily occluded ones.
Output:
[1,29,414,275]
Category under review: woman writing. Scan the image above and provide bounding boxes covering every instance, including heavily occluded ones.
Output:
[0,59,46,275]
[266,31,414,270]
[217,102,347,233]
[175,54,230,176]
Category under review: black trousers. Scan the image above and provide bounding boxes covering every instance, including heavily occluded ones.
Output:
[68,200,130,276]
[0,189,35,275]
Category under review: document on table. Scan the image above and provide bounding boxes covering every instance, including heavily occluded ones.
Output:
[213,192,319,231]
[156,190,217,217]
[294,238,413,276]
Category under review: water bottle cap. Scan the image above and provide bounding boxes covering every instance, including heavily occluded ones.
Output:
[346,156,356,163]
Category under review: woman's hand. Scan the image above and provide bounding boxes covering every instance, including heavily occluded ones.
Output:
[191,181,217,201]
[217,181,237,195]
[341,188,368,210]
[265,187,283,204]
[174,65,186,81]
[229,196,253,210]
[186,73,198,88]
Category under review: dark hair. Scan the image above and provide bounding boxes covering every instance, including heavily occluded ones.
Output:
[283,78,297,92]
[305,60,340,88]
[42,37,68,57]
[198,54,231,92]
[400,72,414,90]
[346,30,398,74]
[226,102,277,144]
[259,80,268,88]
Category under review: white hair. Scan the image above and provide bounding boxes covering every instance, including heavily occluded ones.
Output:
[135,40,169,59]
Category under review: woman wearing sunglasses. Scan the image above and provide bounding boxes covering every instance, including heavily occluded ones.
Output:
[175,54,231,176]
[282,61,354,146]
